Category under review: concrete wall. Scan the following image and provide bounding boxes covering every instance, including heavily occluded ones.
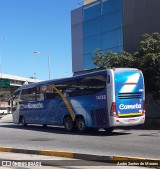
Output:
[122,0,160,53]
[146,94,160,119]
[71,8,83,73]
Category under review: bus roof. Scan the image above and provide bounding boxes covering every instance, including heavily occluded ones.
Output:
[14,68,140,92]
[14,69,108,92]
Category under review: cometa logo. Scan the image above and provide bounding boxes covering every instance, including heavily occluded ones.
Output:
[119,104,141,110]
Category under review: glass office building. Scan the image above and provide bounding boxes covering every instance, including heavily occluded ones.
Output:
[71,0,160,73]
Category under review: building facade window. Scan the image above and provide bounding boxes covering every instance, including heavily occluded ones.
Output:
[102,0,122,14]
[83,34,101,54]
[82,0,123,70]
[83,53,96,69]
[83,17,101,38]
[83,1,101,21]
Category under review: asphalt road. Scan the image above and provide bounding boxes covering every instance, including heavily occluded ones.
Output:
[0,115,160,160]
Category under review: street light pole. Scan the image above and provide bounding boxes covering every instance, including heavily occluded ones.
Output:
[33,51,51,80]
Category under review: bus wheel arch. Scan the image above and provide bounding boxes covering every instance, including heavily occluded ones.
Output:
[63,115,75,131]
[75,115,86,132]
[19,115,27,127]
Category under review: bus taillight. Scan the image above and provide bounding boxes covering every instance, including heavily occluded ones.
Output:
[142,100,146,115]
[110,102,118,117]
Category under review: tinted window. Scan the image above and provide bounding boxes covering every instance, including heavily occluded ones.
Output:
[57,75,107,97]
[102,0,122,14]
[38,85,61,100]
[102,10,122,32]
[83,17,101,38]
[20,88,36,101]
[102,29,123,49]
[83,2,101,21]
[83,34,101,54]
[83,53,96,70]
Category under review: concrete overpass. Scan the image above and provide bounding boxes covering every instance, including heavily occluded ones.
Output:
[0,74,42,111]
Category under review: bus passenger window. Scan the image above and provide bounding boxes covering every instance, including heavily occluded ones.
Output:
[20,88,36,101]
[45,91,61,100]
[45,93,55,99]
[37,93,44,101]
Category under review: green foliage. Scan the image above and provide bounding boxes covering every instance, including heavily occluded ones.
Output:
[93,32,160,99]
[135,32,160,98]
[93,49,109,68]
[93,49,135,68]
[0,91,11,101]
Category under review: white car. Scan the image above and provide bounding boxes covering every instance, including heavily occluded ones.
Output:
[0,108,8,115]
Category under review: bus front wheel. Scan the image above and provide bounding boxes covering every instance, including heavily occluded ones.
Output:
[20,116,27,127]
[64,116,74,131]
[76,116,86,132]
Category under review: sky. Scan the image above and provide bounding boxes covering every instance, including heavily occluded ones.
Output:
[0,0,80,80]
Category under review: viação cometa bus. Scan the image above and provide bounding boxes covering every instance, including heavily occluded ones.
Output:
[10,68,145,133]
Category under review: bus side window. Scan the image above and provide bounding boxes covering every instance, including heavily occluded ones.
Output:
[37,93,44,101]
[20,88,36,101]
[36,87,44,101]
[63,89,73,97]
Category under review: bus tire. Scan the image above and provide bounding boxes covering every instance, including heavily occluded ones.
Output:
[64,116,74,131]
[104,127,114,134]
[76,116,86,132]
[20,116,27,127]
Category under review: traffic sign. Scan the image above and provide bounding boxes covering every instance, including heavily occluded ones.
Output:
[0,78,10,88]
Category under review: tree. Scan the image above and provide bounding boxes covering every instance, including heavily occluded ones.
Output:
[93,49,135,68]
[135,32,160,98]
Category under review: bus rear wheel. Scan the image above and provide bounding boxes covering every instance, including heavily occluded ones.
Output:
[64,116,74,131]
[20,116,27,127]
[76,116,86,132]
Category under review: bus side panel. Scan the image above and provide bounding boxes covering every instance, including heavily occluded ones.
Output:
[43,99,69,125]
[106,70,116,127]
[69,90,109,129]
[19,99,69,125]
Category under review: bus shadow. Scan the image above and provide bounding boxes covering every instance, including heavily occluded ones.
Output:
[0,123,131,137]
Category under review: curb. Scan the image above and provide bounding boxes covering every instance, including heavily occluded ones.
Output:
[0,146,159,167]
